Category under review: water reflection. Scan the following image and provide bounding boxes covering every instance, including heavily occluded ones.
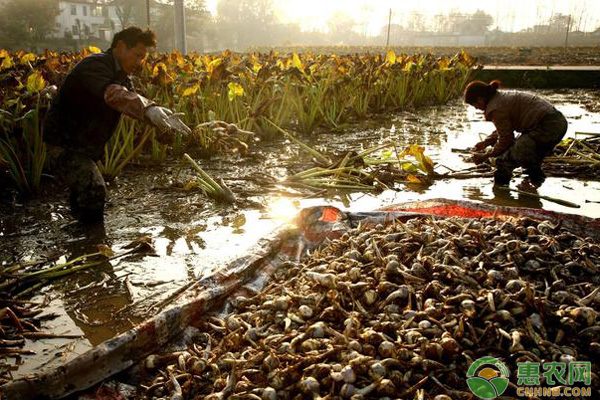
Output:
[465,185,543,209]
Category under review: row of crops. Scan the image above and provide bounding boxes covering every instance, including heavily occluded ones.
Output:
[0,48,477,195]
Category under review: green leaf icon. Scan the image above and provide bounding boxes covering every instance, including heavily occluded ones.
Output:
[490,377,509,396]
[467,377,498,399]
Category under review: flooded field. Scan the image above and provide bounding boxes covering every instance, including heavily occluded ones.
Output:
[1,89,599,379]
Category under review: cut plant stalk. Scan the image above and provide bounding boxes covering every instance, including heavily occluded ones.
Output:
[264,118,331,165]
[348,141,399,162]
[496,186,580,209]
[182,153,235,203]
[15,251,105,280]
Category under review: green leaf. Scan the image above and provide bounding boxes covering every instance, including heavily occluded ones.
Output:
[402,163,419,173]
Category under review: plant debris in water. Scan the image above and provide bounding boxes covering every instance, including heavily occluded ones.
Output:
[455,136,600,182]
[138,215,600,399]
[0,299,82,385]
[268,122,437,196]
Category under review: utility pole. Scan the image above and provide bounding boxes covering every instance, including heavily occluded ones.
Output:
[146,0,151,28]
[386,8,392,48]
[174,0,187,53]
[565,14,572,47]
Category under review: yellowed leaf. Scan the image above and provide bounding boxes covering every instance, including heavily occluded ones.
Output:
[97,244,115,257]
[292,52,303,71]
[182,85,199,97]
[385,49,396,65]
[1,53,14,71]
[402,163,419,173]
[207,57,222,74]
[152,62,167,77]
[407,174,421,183]
[228,82,244,101]
[20,53,36,64]
[26,72,46,93]
[184,180,199,191]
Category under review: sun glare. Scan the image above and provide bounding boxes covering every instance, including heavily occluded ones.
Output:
[265,197,300,222]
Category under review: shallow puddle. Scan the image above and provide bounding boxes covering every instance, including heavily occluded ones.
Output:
[1,89,599,379]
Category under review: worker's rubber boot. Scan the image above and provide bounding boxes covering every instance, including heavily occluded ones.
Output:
[70,192,104,224]
[78,207,104,224]
[525,167,546,188]
[517,178,539,193]
[493,172,511,188]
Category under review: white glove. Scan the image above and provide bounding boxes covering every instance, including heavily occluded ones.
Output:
[145,106,192,136]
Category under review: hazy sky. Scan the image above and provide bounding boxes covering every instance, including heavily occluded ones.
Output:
[205,0,600,34]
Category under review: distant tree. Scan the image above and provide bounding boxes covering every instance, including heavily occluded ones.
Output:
[101,0,148,27]
[96,0,209,50]
[358,4,375,36]
[216,0,276,49]
[153,0,210,51]
[430,9,493,35]
[183,0,207,13]
[0,0,60,48]
[327,11,357,37]
[379,23,405,36]
[378,23,407,45]
[459,10,493,35]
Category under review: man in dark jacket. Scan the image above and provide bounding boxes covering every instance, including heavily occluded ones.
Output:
[44,27,189,223]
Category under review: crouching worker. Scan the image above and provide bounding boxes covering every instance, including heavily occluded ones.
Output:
[44,27,190,223]
[464,80,568,192]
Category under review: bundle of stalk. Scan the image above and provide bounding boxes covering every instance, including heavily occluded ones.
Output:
[0,252,108,299]
[451,136,600,181]
[190,120,255,156]
[544,135,600,180]
[181,153,236,204]
[267,120,435,195]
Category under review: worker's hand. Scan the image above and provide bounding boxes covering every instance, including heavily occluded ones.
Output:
[472,141,488,152]
[470,152,489,165]
[145,106,192,136]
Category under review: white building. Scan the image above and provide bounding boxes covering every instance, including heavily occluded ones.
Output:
[55,1,122,42]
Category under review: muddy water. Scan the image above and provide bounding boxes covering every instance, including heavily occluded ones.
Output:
[1,89,599,379]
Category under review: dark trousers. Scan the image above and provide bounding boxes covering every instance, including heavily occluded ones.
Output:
[46,145,107,221]
[494,109,568,186]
